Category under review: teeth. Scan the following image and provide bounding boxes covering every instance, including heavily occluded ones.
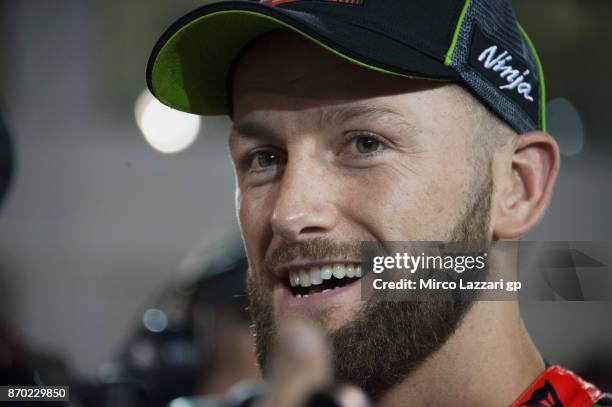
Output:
[299,270,311,287]
[332,264,346,279]
[288,264,362,289]
[289,272,299,287]
[310,267,322,285]
[320,266,333,280]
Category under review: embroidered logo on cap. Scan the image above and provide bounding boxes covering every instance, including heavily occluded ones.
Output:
[478,46,533,102]
[469,24,539,125]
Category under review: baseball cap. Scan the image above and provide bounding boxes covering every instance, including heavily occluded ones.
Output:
[146,0,546,134]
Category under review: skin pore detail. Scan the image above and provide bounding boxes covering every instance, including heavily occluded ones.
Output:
[228,30,548,406]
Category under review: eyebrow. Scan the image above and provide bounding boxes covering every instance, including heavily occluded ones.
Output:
[231,102,417,142]
[318,103,417,133]
[231,120,278,143]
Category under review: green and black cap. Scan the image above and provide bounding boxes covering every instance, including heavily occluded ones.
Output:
[147,0,546,133]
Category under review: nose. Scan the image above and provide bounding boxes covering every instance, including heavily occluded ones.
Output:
[270,152,339,241]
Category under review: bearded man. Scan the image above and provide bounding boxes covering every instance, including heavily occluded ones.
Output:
[146,0,611,405]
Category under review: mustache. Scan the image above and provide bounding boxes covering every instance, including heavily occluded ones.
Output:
[262,238,362,275]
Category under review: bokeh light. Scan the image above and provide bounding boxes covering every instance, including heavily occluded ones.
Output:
[547,97,585,156]
[134,89,201,154]
[143,308,168,332]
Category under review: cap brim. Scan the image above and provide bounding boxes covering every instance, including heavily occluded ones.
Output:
[147,1,458,116]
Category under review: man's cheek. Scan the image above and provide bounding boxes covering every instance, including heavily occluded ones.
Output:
[239,198,268,238]
[239,208,266,276]
[240,188,275,224]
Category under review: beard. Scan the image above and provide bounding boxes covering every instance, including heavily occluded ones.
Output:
[246,168,493,401]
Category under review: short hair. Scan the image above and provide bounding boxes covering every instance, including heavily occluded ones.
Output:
[449,84,517,156]
[444,84,517,206]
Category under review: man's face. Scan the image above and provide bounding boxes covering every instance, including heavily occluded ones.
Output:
[229,31,494,398]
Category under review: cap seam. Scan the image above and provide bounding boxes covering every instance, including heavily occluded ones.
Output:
[444,0,471,65]
[339,16,448,61]
[518,23,546,132]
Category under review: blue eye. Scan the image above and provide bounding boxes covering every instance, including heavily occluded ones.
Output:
[355,136,381,154]
[250,150,282,169]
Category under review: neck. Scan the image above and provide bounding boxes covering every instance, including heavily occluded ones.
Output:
[377,301,544,407]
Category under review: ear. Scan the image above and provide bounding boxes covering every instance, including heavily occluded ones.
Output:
[493,131,560,239]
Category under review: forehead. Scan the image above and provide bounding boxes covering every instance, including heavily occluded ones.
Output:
[230,30,472,136]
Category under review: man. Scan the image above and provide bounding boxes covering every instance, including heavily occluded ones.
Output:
[146,0,611,405]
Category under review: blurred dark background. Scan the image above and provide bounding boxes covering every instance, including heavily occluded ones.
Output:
[0,0,610,403]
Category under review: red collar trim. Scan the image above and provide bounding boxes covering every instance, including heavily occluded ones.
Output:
[511,365,603,407]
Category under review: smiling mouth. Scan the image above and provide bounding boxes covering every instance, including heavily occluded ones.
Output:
[286,264,363,298]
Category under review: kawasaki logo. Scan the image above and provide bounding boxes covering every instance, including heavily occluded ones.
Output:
[478,45,534,102]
